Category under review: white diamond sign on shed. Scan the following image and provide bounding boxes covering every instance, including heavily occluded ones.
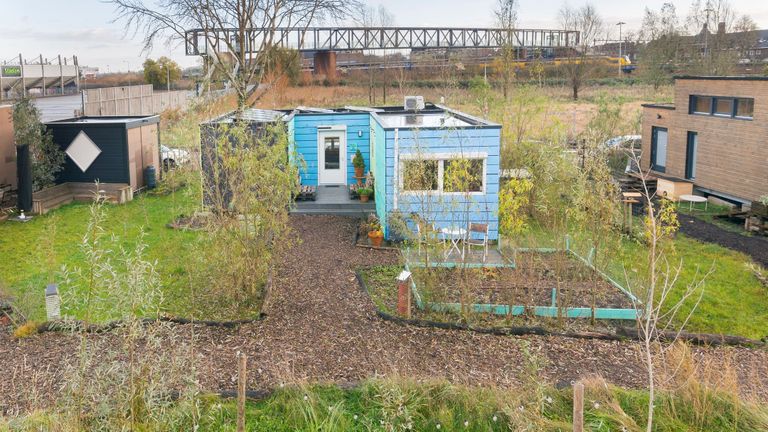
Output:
[65,131,102,172]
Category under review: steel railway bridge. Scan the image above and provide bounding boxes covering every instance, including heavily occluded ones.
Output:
[185,26,579,77]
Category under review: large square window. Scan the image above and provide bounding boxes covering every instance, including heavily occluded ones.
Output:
[402,160,438,191]
[444,159,484,193]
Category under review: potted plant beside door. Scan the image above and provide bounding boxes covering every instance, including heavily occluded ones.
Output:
[352,149,365,185]
[358,187,372,203]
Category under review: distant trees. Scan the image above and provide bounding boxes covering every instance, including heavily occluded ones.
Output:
[639,0,758,81]
[142,57,181,90]
[639,3,684,88]
[494,0,519,100]
[352,3,395,103]
[558,3,604,100]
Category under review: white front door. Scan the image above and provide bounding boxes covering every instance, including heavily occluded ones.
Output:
[318,127,346,184]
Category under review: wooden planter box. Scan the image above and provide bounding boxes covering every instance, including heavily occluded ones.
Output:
[32,182,133,214]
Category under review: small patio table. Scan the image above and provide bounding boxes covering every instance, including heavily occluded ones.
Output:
[441,227,467,259]
[679,194,708,212]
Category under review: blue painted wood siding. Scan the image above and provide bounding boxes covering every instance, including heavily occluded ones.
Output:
[292,113,371,185]
[372,119,388,235]
[383,127,501,240]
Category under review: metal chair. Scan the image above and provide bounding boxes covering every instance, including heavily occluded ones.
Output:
[466,223,489,262]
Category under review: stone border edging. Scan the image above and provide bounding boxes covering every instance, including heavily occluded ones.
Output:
[354,271,766,348]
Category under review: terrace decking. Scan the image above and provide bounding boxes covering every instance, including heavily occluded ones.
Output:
[291,185,375,217]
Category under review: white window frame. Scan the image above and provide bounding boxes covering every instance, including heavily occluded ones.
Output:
[398,151,487,196]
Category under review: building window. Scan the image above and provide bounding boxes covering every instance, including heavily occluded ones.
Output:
[736,98,754,119]
[685,131,698,180]
[402,160,438,192]
[713,97,734,117]
[400,154,486,194]
[689,94,754,120]
[651,126,668,173]
[690,95,712,114]
[444,159,484,193]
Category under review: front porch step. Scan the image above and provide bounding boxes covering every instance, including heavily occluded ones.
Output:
[293,202,375,210]
[290,185,375,216]
[291,207,375,217]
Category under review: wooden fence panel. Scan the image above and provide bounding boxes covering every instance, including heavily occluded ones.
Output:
[83,85,189,116]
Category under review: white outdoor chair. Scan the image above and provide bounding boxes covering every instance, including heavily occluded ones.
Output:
[414,218,438,255]
[466,223,489,262]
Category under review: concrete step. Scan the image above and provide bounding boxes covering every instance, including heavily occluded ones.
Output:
[291,208,375,217]
[294,202,375,211]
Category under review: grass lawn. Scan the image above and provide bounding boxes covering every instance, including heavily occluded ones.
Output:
[0,185,204,322]
[10,377,766,431]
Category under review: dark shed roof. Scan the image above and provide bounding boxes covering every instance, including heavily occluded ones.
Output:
[47,115,159,128]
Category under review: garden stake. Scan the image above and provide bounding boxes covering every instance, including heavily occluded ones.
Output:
[397,270,412,319]
[573,381,584,432]
[237,352,247,432]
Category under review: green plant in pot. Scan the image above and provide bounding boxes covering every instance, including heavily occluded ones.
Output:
[358,187,372,203]
[367,215,384,247]
[352,149,365,184]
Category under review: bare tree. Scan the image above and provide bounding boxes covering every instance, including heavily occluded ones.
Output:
[639,2,684,89]
[626,152,711,432]
[494,0,519,100]
[558,2,603,100]
[352,3,395,103]
[685,0,757,74]
[110,0,358,110]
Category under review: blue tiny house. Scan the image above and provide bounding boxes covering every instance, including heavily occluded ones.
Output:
[203,103,502,240]
[286,103,501,240]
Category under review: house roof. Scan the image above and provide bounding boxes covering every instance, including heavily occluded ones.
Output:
[202,108,289,124]
[46,115,160,128]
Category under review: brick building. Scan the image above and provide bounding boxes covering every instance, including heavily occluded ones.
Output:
[641,76,768,205]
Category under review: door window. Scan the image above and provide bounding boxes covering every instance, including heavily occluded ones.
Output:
[651,127,668,173]
[324,136,340,170]
[685,132,698,180]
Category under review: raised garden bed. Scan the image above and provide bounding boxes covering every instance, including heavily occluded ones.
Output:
[402,241,639,321]
[412,253,633,310]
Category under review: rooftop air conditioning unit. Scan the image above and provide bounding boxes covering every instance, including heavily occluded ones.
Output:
[404,95,425,111]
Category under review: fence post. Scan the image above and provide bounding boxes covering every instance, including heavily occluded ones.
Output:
[573,381,584,432]
[237,352,247,432]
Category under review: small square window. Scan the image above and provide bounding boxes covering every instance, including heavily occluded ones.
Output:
[402,160,438,191]
[736,98,754,119]
[714,98,734,117]
[691,96,712,114]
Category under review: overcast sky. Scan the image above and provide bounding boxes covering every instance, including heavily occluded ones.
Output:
[1,0,766,70]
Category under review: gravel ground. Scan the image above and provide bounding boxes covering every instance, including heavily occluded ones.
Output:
[2,215,768,415]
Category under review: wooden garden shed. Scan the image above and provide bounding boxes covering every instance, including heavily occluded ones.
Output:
[46,115,160,191]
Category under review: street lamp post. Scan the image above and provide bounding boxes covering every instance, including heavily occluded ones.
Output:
[616,21,626,77]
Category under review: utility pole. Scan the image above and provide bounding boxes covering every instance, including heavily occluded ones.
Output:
[616,21,626,77]
[167,66,170,91]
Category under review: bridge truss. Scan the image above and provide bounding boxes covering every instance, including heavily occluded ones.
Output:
[184,27,580,55]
